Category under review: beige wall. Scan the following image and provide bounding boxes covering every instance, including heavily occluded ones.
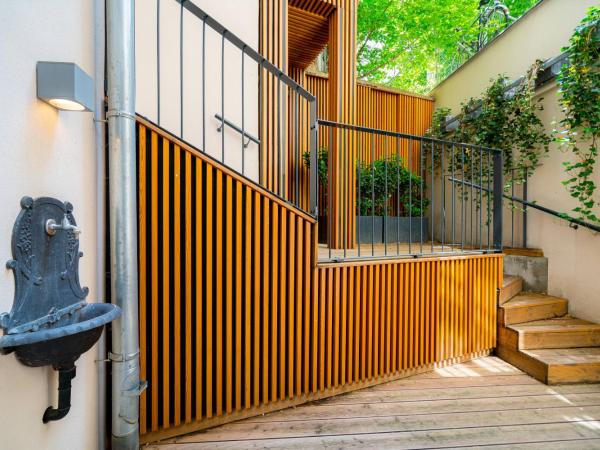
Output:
[0,1,100,449]
[432,0,600,323]
[432,0,597,113]
[135,0,260,181]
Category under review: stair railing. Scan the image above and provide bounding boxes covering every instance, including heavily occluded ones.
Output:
[316,119,504,261]
[146,0,318,216]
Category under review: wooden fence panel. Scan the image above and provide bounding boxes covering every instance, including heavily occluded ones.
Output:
[137,117,502,444]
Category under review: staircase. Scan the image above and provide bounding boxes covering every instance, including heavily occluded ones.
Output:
[497,274,600,384]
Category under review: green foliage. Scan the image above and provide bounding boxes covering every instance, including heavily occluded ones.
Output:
[303,150,428,217]
[357,157,428,216]
[302,147,329,187]
[554,6,600,223]
[428,62,550,189]
[357,0,538,93]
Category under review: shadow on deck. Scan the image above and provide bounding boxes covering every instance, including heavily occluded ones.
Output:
[145,356,600,449]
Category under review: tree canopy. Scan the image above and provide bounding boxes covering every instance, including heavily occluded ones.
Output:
[357,0,539,94]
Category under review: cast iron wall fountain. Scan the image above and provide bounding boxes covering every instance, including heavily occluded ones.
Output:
[0,197,121,422]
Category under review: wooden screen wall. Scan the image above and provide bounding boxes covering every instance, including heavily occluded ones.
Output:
[262,0,357,248]
[137,117,317,442]
[306,72,434,169]
[136,117,502,441]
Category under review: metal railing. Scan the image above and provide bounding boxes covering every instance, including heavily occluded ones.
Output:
[316,120,504,261]
[150,0,317,215]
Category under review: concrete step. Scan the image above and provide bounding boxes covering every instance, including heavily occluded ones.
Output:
[509,317,600,350]
[501,293,568,325]
[499,275,523,305]
[521,347,600,384]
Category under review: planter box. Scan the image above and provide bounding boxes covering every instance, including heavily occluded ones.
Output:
[357,216,429,244]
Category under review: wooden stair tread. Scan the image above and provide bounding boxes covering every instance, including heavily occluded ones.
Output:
[509,317,600,333]
[503,248,544,257]
[521,347,600,365]
[499,275,523,305]
[502,275,521,288]
[502,293,567,309]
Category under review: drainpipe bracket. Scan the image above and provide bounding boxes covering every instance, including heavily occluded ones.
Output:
[123,380,147,398]
[106,109,136,121]
[108,349,139,362]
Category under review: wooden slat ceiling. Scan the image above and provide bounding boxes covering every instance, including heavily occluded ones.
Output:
[288,2,334,69]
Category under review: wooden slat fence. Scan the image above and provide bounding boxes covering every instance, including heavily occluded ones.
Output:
[137,116,503,443]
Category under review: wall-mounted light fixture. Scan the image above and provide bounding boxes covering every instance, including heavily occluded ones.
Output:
[36,62,93,112]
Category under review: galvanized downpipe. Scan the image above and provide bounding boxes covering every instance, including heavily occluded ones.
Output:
[106,1,141,449]
[93,0,107,448]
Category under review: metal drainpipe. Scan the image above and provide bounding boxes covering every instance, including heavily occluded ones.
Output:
[94,0,107,448]
[106,1,141,449]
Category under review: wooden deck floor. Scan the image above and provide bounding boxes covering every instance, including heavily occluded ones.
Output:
[317,242,489,261]
[145,356,600,449]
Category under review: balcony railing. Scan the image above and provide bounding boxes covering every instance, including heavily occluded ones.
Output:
[146,0,318,216]
[316,120,504,261]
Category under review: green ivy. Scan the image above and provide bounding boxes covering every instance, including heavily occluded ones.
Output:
[429,62,550,190]
[555,6,600,223]
[357,157,428,216]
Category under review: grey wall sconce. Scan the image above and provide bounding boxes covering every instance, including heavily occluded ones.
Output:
[36,61,93,112]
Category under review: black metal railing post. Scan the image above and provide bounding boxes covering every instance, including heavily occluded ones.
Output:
[493,152,504,250]
[309,99,318,217]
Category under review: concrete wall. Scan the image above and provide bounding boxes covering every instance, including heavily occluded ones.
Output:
[431,0,600,323]
[135,0,260,182]
[0,1,100,449]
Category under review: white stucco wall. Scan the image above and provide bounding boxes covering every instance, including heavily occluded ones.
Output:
[431,0,600,323]
[0,1,100,449]
[135,0,260,181]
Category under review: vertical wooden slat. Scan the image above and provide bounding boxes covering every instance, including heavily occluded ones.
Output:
[253,191,261,407]
[271,203,279,403]
[162,137,171,428]
[205,165,213,419]
[347,266,354,384]
[215,169,223,417]
[373,264,379,378]
[262,196,270,404]
[195,159,203,419]
[174,146,181,426]
[225,175,233,414]
[235,182,243,411]
[184,151,192,424]
[138,125,147,434]
[150,131,159,432]
[279,207,287,399]
[244,185,252,409]
[295,216,303,394]
[303,221,311,393]
[391,263,397,373]
[288,212,296,397]
[340,267,347,385]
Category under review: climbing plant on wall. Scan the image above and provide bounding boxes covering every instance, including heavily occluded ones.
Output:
[555,6,600,223]
[428,61,550,190]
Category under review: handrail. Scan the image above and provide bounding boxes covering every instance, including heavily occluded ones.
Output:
[153,0,318,216]
[215,114,260,147]
[316,119,504,261]
[316,119,501,154]
[137,114,318,222]
[449,177,600,233]
[177,0,314,101]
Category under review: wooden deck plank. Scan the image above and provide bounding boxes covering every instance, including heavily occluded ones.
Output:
[174,405,600,443]
[148,356,600,450]
[150,422,600,449]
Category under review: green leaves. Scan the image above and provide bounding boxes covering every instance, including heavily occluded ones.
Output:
[555,6,600,223]
[428,61,550,193]
[356,156,428,216]
[356,0,538,93]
